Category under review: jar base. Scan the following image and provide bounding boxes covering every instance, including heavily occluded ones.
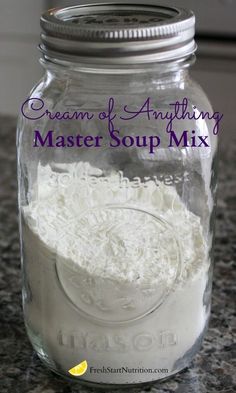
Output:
[25,320,208,388]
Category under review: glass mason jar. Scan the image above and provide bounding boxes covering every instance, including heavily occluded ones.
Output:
[17,3,218,388]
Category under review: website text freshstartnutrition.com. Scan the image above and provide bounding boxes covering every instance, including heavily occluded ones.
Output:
[89,366,169,375]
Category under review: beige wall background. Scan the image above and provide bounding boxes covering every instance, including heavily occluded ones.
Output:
[0,0,47,115]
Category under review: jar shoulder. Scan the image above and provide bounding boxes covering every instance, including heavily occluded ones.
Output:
[186,73,213,112]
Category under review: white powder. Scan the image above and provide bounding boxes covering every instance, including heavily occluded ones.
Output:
[22,162,209,384]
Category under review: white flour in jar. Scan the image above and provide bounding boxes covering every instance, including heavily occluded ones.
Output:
[22,162,209,384]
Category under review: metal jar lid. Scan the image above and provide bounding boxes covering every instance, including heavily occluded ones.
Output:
[40,2,196,64]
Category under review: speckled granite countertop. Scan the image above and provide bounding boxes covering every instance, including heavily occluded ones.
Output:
[0,116,235,393]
